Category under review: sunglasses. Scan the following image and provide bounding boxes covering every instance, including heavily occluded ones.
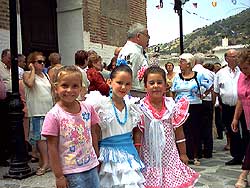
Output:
[34,60,45,64]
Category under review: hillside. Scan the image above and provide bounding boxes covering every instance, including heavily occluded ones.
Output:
[149,8,250,54]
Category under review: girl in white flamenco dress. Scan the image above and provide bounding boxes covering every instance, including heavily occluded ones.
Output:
[85,64,145,188]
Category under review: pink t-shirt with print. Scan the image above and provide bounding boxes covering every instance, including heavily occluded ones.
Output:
[42,101,100,174]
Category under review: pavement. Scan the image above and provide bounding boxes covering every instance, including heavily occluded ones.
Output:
[0,138,245,188]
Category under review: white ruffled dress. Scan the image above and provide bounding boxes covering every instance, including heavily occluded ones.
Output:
[85,91,145,188]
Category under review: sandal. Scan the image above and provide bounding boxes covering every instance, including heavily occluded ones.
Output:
[235,178,248,188]
[36,167,51,176]
[194,158,200,166]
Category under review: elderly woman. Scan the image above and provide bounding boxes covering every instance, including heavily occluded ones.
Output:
[170,53,213,166]
[232,49,250,188]
[23,51,53,175]
[86,53,109,96]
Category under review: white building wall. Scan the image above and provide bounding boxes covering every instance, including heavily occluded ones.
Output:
[83,30,119,65]
[0,13,22,54]
[0,28,9,53]
[57,0,84,65]
[57,0,118,66]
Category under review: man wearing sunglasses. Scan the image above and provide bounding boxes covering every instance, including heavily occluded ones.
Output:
[118,23,150,93]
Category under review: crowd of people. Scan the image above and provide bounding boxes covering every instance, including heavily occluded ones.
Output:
[0,22,250,188]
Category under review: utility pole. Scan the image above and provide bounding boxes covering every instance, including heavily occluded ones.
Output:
[4,0,35,179]
[174,0,189,54]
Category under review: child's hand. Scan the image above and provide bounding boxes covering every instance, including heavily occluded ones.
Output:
[179,154,189,165]
[56,176,68,188]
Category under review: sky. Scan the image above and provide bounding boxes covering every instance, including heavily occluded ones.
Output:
[147,0,250,46]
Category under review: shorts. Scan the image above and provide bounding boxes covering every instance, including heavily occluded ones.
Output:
[65,167,100,188]
[29,116,46,146]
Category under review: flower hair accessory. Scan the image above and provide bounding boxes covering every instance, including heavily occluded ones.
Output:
[116,59,128,67]
[137,66,148,81]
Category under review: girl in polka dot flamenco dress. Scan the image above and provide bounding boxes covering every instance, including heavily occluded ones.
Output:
[138,66,200,188]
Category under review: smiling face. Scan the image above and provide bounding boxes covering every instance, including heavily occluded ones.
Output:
[145,73,167,99]
[55,72,82,105]
[110,71,132,99]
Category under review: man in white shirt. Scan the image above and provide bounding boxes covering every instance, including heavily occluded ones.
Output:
[118,23,149,92]
[214,49,248,165]
[193,53,215,159]
[0,49,11,166]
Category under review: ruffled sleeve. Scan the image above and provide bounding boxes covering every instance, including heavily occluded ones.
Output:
[172,96,189,128]
[130,103,145,132]
[85,91,114,130]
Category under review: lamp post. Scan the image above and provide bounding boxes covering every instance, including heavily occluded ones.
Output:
[4,0,34,179]
[174,0,189,54]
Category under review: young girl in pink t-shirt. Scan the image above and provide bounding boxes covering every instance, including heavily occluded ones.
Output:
[42,66,100,188]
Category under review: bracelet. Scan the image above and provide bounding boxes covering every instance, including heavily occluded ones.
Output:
[134,143,142,147]
[176,138,186,144]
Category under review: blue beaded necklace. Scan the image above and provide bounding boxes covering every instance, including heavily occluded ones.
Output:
[112,100,128,126]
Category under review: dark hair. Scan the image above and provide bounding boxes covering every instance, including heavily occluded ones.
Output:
[1,49,10,59]
[75,50,88,66]
[203,63,214,71]
[107,57,117,71]
[143,65,166,86]
[110,65,132,80]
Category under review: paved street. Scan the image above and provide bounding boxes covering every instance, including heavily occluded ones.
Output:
[0,138,245,188]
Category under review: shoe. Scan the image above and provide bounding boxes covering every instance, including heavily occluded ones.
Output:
[0,160,9,167]
[31,156,39,163]
[194,158,200,166]
[36,167,51,176]
[225,158,242,165]
[235,177,248,188]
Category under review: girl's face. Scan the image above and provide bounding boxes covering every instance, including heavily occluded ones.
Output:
[55,73,82,104]
[145,73,166,99]
[239,61,250,76]
[110,71,132,99]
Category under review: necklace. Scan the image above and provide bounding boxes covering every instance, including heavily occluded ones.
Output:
[112,100,128,126]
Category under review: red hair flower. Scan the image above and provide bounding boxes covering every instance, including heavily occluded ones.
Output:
[137,66,148,81]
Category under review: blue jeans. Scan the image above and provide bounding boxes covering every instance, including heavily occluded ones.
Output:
[65,167,99,188]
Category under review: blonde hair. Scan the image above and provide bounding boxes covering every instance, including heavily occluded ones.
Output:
[27,51,44,64]
[88,54,102,68]
[54,65,82,85]
[237,48,250,66]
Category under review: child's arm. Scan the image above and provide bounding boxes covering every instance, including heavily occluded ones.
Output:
[133,127,142,154]
[91,123,101,157]
[174,126,189,165]
[46,135,68,188]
